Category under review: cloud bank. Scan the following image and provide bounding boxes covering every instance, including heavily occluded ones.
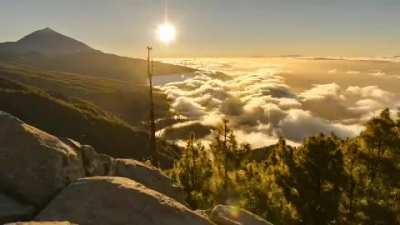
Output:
[159,59,400,148]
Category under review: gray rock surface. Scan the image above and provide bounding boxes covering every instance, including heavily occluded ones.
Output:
[0,194,36,224]
[63,139,114,176]
[209,205,273,225]
[36,177,214,225]
[113,158,186,203]
[0,111,85,206]
[63,138,186,204]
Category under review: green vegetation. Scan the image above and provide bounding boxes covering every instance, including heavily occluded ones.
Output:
[169,109,400,225]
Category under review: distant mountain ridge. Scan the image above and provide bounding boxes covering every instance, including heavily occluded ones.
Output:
[0,28,95,55]
[0,28,195,81]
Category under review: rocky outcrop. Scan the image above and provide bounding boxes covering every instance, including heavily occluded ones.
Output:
[63,138,186,204]
[0,111,85,206]
[209,205,273,225]
[113,158,186,204]
[0,110,185,207]
[36,177,214,225]
[0,194,35,224]
[0,111,272,225]
[62,139,114,176]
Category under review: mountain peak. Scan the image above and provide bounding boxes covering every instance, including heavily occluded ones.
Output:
[34,27,57,34]
[42,27,54,31]
[13,28,94,55]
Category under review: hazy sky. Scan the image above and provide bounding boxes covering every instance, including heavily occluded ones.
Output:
[1,0,399,57]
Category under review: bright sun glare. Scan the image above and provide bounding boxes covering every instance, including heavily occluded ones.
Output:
[157,23,176,44]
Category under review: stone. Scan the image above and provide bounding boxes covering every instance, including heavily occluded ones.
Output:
[0,111,85,206]
[63,138,186,204]
[0,194,36,224]
[63,139,114,177]
[113,158,186,204]
[37,177,214,225]
[209,205,273,225]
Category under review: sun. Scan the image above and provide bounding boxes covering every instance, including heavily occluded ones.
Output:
[157,23,176,44]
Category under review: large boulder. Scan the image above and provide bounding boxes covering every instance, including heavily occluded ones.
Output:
[113,158,186,204]
[63,138,186,204]
[0,111,85,206]
[36,177,214,225]
[0,193,35,224]
[209,205,273,225]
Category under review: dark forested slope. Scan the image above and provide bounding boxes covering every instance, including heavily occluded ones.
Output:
[0,78,153,160]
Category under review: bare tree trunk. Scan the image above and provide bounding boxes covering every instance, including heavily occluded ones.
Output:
[147,47,157,160]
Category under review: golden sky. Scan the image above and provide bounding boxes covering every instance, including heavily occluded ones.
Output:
[1,0,399,57]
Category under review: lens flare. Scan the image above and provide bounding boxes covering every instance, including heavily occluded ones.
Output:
[157,23,176,44]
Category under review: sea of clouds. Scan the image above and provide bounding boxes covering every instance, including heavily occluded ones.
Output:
[158,58,400,148]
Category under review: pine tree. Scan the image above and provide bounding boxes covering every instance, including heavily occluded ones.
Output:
[359,109,400,224]
[282,134,345,225]
[169,135,213,208]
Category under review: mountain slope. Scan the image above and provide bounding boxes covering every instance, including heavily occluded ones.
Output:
[0,63,171,126]
[0,28,94,55]
[0,28,195,81]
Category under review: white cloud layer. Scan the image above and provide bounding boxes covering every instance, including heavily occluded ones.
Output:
[159,59,400,148]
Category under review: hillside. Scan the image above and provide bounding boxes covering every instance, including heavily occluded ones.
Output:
[0,78,178,165]
[0,63,171,126]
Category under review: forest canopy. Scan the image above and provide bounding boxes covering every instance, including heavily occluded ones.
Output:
[169,109,400,225]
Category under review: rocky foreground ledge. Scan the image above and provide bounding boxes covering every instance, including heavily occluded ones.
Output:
[0,111,273,225]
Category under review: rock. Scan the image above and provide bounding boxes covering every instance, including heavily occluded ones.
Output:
[5,222,77,225]
[36,177,214,225]
[209,205,273,225]
[0,111,85,206]
[113,159,186,204]
[81,145,114,176]
[63,138,186,204]
[63,139,114,176]
[0,194,36,224]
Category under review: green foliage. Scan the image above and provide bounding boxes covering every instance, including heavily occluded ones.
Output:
[169,109,400,225]
[279,134,345,225]
[170,135,213,208]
